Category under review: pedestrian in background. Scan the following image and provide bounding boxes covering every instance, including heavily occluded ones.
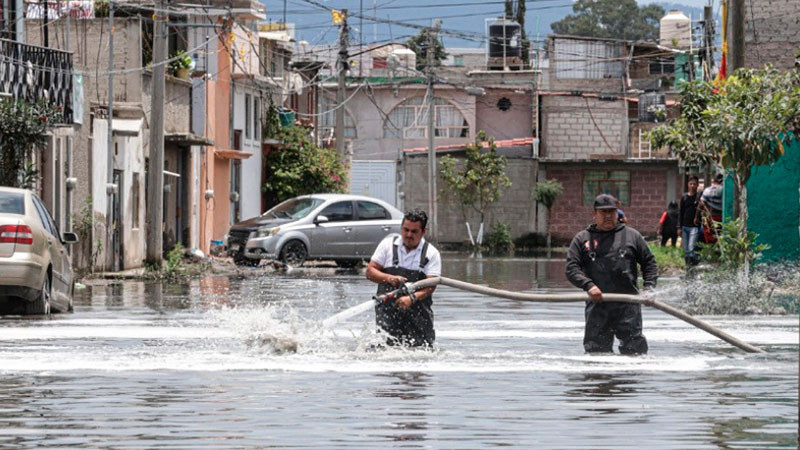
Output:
[696,173,724,245]
[657,201,679,247]
[679,175,701,266]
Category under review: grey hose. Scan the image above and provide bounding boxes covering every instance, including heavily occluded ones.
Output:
[406,276,765,354]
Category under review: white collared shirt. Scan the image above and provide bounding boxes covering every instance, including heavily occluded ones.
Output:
[370,235,442,276]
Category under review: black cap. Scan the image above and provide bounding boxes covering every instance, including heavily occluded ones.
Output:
[594,194,618,210]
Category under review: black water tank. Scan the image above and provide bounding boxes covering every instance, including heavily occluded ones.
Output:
[638,92,666,122]
[488,19,522,58]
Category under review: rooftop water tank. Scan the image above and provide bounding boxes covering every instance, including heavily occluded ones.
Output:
[487,18,522,59]
[660,10,691,49]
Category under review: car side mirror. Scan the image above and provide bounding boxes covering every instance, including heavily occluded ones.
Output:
[62,232,79,244]
[314,215,329,225]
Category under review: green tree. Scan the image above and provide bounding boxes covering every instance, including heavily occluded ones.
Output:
[406,28,447,71]
[551,0,664,41]
[650,66,800,273]
[0,99,61,188]
[440,131,512,247]
[262,125,347,208]
[533,179,563,251]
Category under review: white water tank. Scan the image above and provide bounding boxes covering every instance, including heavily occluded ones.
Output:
[660,10,691,49]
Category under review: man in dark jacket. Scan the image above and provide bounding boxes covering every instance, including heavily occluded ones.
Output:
[679,175,701,265]
[566,194,658,355]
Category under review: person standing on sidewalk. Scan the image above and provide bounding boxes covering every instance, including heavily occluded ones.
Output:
[680,175,701,266]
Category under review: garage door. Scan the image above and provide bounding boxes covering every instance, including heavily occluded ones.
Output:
[350,160,397,206]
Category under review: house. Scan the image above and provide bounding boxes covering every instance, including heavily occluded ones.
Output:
[24,9,206,271]
[1,10,77,260]
[538,35,685,243]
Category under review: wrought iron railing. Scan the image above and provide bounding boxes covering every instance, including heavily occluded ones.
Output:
[0,38,73,123]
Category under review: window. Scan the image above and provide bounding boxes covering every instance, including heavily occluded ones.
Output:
[453,56,464,67]
[373,56,387,68]
[649,61,675,75]
[245,94,252,139]
[0,192,24,215]
[31,195,57,237]
[319,96,357,139]
[319,201,354,222]
[383,97,468,139]
[583,170,630,205]
[357,201,389,220]
[132,173,140,229]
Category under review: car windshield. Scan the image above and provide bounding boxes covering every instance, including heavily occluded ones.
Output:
[0,192,24,215]
[264,197,324,220]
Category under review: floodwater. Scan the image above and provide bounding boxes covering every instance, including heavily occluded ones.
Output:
[0,256,797,448]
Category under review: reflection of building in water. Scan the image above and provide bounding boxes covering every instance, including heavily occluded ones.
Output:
[372,372,431,442]
[196,276,233,306]
[564,373,641,416]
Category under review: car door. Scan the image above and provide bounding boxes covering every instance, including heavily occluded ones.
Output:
[31,195,68,306]
[310,201,356,257]
[352,200,395,257]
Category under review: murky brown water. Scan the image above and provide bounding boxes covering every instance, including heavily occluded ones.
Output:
[0,256,796,448]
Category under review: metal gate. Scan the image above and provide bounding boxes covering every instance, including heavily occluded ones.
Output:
[350,160,397,206]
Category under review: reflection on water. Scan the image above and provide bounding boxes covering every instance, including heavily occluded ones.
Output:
[0,256,795,448]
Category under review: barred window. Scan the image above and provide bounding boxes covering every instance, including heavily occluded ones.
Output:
[583,170,630,205]
[383,97,468,139]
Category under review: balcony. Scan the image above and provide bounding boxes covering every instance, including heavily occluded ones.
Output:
[0,38,73,123]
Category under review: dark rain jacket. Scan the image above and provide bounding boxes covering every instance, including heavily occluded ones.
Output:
[566,223,658,295]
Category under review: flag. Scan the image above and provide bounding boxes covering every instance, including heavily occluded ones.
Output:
[331,9,345,25]
[714,0,728,87]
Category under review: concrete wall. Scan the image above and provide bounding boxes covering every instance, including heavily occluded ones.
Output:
[541,96,627,159]
[475,90,533,141]
[403,155,537,243]
[142,74,192,135]
[233,84,263,220]
[543,162,680,242]
[744,0,800,71]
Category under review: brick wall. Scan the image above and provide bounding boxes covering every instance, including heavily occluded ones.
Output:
[541,96,627,159]
[544,162,679,243]
[744,0,800,70]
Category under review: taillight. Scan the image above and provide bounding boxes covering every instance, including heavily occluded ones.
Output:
[0,225,34,245]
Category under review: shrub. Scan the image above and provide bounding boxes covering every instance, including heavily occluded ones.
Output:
[484,223,514,255]
[697,218,769,269]
[648,243,685,272]
[513,232,547,249]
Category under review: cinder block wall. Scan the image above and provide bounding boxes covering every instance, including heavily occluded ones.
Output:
[744,0,800,70]
[403,155,538,244]
[541,96,627,159]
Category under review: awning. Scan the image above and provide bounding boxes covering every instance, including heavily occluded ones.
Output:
[111,118,142,136]
[165,132,214,146]
[215,149,252,160]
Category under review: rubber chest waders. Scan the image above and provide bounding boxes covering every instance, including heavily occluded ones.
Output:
[582,229,648,354]
[375,238,435,347]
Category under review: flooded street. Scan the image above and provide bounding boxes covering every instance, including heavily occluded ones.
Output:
[0,256,796,448]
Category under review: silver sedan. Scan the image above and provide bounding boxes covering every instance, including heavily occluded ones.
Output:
[231,194,402,267]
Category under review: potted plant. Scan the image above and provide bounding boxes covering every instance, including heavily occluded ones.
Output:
[169,51,193,79]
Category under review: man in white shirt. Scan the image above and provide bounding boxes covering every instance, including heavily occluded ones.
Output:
[366,209,442,347]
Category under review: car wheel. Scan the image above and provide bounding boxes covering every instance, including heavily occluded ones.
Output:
[26,274,51,316]
[335,259,360,269]
[233,250,259,267]
[280,240,307,267]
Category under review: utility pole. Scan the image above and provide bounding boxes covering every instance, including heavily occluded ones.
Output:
[335,9,349,173]
[426,19,441,242]
[359,0,363,77]
[146,0,167,266]
[703,5,714,80]
[105,1,114,270]
[728,0,745,71]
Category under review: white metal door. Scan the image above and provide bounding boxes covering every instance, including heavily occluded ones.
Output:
[350,160,397,207]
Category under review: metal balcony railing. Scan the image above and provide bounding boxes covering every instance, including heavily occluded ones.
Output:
[0,38,73,123]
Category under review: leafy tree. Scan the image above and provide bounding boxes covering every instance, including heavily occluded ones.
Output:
[262,125,347,208]
[440,131,512,246]
[551,0,665,42]
[0,99,61,188]
[533,179,563,250]
[406,28,447,71]
[650,66,800,273]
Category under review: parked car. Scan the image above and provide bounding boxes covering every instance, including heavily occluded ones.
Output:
[0,187,78,315]
[226,194,402,267]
